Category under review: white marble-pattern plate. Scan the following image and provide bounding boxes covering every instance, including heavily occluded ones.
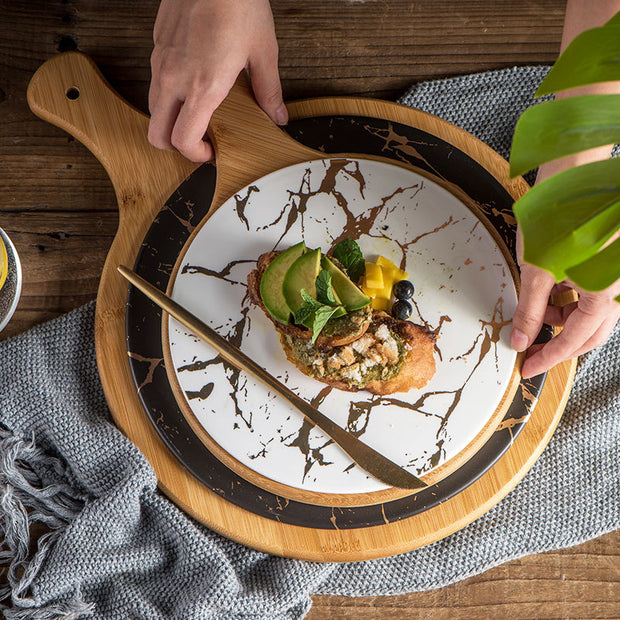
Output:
[165,157,518,495]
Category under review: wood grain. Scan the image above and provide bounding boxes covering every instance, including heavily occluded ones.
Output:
[1,0,566,339]
[308,531,620,620]
[2,0,617,617]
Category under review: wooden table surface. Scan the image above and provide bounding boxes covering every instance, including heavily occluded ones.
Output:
[1,1,618,617]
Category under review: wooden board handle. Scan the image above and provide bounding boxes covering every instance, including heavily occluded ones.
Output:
[26,52,318,214]
[26,51,195,216]
[207,73,320,206]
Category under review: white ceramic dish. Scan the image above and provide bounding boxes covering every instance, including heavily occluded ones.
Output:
[165,158,519,495]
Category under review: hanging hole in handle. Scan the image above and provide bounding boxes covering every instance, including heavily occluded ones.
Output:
[65,87,80,100]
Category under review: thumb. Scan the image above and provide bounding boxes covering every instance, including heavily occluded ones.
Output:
[248,51,288,126]
[511,264,555,351]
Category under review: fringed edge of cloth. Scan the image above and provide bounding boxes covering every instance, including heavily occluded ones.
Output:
[0,424,95,619]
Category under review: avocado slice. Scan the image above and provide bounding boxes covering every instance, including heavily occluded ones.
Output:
[321,256,371,311]
[282,248,322,315]
[259,242,306,323]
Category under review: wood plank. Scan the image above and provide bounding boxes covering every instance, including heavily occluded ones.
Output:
[308,531,620,619]
[0,210,117,339]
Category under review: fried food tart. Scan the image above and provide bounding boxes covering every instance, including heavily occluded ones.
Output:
[247,248,436,395]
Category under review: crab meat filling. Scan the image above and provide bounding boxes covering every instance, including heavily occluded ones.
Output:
[286,323,406,387]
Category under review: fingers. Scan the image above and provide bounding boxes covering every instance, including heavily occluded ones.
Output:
[168,94,219,162]
[148,61,284,162]
[520,303,601,378]
[148,91,182,152]
[148,62,285,162]
[148,50,282,162]
[248,48,287,125]
[572,314,619,357]
[148,79,160,117]
[149,78,237,162]
[511,265,555,352]
[520,294,620,378]
[543,301,577,326]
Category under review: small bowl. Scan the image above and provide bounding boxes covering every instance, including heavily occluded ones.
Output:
[0,227,22,333]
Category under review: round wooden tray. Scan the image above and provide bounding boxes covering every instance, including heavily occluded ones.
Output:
[126,116,540,522]
[27,51,576,562]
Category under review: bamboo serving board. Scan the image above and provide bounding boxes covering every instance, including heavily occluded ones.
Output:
[27,52,576,561]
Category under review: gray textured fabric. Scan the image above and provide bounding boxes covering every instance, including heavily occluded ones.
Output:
[1,67,618,619]
[400,66,550,161]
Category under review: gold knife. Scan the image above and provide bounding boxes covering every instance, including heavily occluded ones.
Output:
[118,265,428,491]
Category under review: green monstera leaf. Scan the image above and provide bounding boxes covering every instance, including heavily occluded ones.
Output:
[509,11,620,301]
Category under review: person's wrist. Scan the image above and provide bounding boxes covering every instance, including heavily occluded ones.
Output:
[536,144,614,185]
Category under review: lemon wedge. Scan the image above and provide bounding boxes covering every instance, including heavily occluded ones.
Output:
[0,235,8,291]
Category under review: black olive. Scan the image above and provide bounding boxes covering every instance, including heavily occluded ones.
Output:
[393,279,414,300]
[392,299,412,320]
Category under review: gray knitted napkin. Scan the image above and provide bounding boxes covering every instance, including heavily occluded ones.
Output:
[1,67,619,620]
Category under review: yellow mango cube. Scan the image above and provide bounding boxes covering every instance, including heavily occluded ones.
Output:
[361,255,410,309]
[394,268,409,282]
[360,276,377,298]
[371,297,390,311]
[376,256,398,272]
[364,262,384,289]
[379,279,394,300]
[376,256,408,283]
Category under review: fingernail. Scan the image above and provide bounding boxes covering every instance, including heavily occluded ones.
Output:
[274,103,288,126]
[520,361,542,380]
[511,328,529,352]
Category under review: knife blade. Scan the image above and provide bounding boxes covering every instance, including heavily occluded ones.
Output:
[118,265,428,491]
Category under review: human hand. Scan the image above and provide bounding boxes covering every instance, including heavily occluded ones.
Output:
[148,0,286,162]
[511,236,620,378]
[511,148,620,378]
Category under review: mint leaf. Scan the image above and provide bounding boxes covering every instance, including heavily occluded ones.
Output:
[294,305,315,329]
[311,305,342,344]
[294,289,323,328]
[294,287,344,340]
[299,288,322,309]
[315,269,338,306]
[333,238,365,283]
